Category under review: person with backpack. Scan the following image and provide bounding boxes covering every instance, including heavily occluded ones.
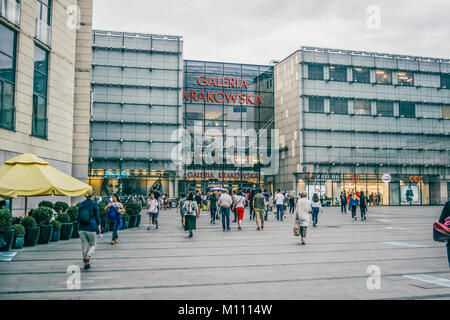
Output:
[208,191,218,225]
[253,189,267,231]
[147,192,159,231]
[183,193,198,238]
[359,191,368,221]
[438,201,450,267]
[78,190,101,270]
[233,190,246,230]
[106,194,124,245]
[349,194,359,221]
[177,194,187,228]
[311,193,323,227]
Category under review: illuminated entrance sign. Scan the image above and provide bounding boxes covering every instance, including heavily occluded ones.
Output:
[409,175,423,182]
[382,174,392,183]
[104,170,130,179]
[183,75,263,105]
[186,170,260,181]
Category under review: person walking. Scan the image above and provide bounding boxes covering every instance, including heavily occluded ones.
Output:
[233,190,246,230]
[232,190,237,223]
[349,194,359,221]
[183,193,198,238]
[289,194,296,214]
[311,193,323,227]
[218,189,233,231]
[263,189,270,221]
[106,194,124,245]
[340,191,347,214]
[359,191,368,221]
[195,191,202,218]
[274,190,285,221]
[437,201,450,267]
[147,192,159,231]
[177,193,187,228]
[248,190,256,220]
[253,189,267,231]
[208,191,218,225]
[295,192,311,245]
[78,190,101,270]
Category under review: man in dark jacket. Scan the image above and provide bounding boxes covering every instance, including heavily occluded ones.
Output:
[78,190,101,270]
[438,201,450,268]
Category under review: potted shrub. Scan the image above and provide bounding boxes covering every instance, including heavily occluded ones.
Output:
[56,213,73,240]
[122,214,130,229]
[67,206,80,239]
[38,201,53,209]
[98,202,109,233]
[11,224,25,249]
[0,209,14,252]
[53,202,69,214]
[50,220,62,242]
[34,207,54,245]
[125,203,141,228]
[21,216,40,247]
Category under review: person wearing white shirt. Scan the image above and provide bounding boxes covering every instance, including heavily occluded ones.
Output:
[295,192,312,245]
[147,193,159,231]
[274,190,285,221]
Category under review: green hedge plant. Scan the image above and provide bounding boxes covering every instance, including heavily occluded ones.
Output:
[55,212,70,224]
[21,216,37,228]
[0,209,13,231]
[125,203,142,216]
[50,220,62,232]
[67,206,78,223]
[33,207,53,226]
[38,201,53,209]
[53,202,69,214]
[12,224,25,237]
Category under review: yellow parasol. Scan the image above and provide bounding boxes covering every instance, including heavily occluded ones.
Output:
[0,153,92,214]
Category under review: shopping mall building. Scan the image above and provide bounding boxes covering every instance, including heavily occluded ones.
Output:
[89,31,450,205]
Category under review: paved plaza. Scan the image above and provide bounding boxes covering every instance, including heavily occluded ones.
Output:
[0,205,449,300]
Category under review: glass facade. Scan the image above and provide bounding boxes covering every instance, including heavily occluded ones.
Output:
[181,60,275,195]
[89,30,183,198]
[0,22,16,131]
[278,47,450,205]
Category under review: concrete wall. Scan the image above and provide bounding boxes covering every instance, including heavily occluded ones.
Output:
[0,0,92,215]
[274,52,301,193]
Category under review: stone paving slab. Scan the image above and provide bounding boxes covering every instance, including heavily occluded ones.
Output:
[0,205,449,300]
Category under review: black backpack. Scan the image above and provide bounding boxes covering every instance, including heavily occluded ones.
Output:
[79,204,92,226]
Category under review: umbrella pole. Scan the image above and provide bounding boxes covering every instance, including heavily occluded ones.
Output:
[24,196,27,217]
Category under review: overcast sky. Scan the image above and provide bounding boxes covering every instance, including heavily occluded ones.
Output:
[92,0,450,65]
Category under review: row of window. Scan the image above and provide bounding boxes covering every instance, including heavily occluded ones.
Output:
[0,1,51,137]
[306,96,450,119]
[306,63,450,88]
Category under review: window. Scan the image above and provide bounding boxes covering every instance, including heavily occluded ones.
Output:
[36,0,51,25]
[330,98,348,114]
[375,70,392,84]
[443,105,450,119]
[441,73,450,89]
[397,71,414,86]
[32,45,49,138]
[329,65,347,81]
[377,101,394,117]
[353,99,371,115]
[353,67,370,83]
[309,97,324,113]
[399,102,415,118]
[307,64,324,80]
[0,23,17,130]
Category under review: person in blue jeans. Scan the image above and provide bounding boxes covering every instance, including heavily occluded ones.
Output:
[274,190,285,221]
[311,193,323,227]
[217,190,233,231]
[263,189,270,221]
[349,194,359,221]
[106,194,124,244]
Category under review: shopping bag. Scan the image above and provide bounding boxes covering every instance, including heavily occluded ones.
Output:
[293,219,300,237]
